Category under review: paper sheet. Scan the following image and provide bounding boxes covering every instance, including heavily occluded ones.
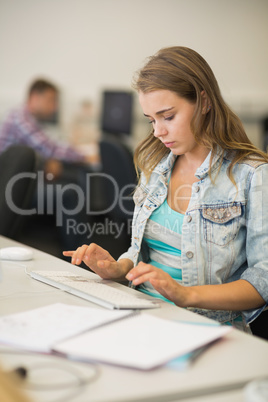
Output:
[0,303,132,352]
[54,313,231,370]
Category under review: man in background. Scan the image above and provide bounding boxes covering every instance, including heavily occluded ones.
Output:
[0,79,95,177]
[0,79,99,252]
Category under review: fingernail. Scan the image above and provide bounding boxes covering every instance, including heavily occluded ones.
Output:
[76,259,80,264]
[126,273,133,280]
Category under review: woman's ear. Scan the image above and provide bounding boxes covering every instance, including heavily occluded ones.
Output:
[201,90,211,114]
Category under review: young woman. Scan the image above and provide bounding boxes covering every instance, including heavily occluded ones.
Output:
[63,46,268,331]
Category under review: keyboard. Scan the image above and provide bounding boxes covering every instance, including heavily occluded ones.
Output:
[30,271,159,310]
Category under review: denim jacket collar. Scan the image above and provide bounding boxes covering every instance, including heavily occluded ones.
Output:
[195,147,225,179]
[153,152,177,182]
[152,147,224,181]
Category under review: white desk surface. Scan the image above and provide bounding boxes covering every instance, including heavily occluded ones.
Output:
[0,235,267,402]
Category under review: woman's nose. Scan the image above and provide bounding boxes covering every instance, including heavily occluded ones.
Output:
[153,122,168,138]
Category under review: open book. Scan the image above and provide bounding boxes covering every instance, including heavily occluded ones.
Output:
[0,303,231,370]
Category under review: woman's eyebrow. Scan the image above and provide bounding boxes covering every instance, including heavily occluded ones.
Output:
[144,107,174,117]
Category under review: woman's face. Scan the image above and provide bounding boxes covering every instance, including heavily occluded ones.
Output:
[139,89,202,156]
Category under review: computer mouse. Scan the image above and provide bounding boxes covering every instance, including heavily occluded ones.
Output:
[0,247,33,261]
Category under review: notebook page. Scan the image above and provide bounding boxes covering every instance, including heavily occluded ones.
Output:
[0,303,133,352]
[54,313,231,370]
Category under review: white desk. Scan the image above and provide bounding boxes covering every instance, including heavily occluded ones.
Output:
[0,235,267,402]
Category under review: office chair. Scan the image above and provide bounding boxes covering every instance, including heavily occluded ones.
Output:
[79,136,136,260]
[0,145,37,240]
[99,136,136,221]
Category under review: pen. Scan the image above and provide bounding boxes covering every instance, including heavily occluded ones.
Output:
[128,281,136,289]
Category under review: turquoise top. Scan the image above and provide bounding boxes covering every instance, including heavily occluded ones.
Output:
[138,198,184,303]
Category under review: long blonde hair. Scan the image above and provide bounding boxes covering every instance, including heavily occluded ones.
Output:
[133,46,268,183]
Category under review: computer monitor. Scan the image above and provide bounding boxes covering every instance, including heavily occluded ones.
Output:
[100,91,133,136]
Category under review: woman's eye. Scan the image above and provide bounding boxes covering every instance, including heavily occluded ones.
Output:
[165,115,174,121]
[148,120,155,125]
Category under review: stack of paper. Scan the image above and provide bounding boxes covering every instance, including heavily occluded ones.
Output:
[0,303,231,370]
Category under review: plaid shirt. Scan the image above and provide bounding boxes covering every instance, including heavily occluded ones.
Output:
[0,106,84,162]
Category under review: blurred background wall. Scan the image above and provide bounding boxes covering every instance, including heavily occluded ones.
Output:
[0,0,268,147]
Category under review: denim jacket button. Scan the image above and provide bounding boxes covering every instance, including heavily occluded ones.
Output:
[186,251,194,259]
[186,215,192,223]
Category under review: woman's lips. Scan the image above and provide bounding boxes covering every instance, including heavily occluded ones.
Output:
[163,142,175,148]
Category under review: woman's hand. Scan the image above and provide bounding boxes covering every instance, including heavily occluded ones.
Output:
[126,263,266,311]
[126,262,190,307]
[63,243,133,280]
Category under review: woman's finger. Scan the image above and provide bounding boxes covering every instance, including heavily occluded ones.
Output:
[71,245,88,265]
[131,271,158,286]
[62,251,75,256]
[126,262,154,280]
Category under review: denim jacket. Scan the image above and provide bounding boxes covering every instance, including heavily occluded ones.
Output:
[119,149,268,327]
